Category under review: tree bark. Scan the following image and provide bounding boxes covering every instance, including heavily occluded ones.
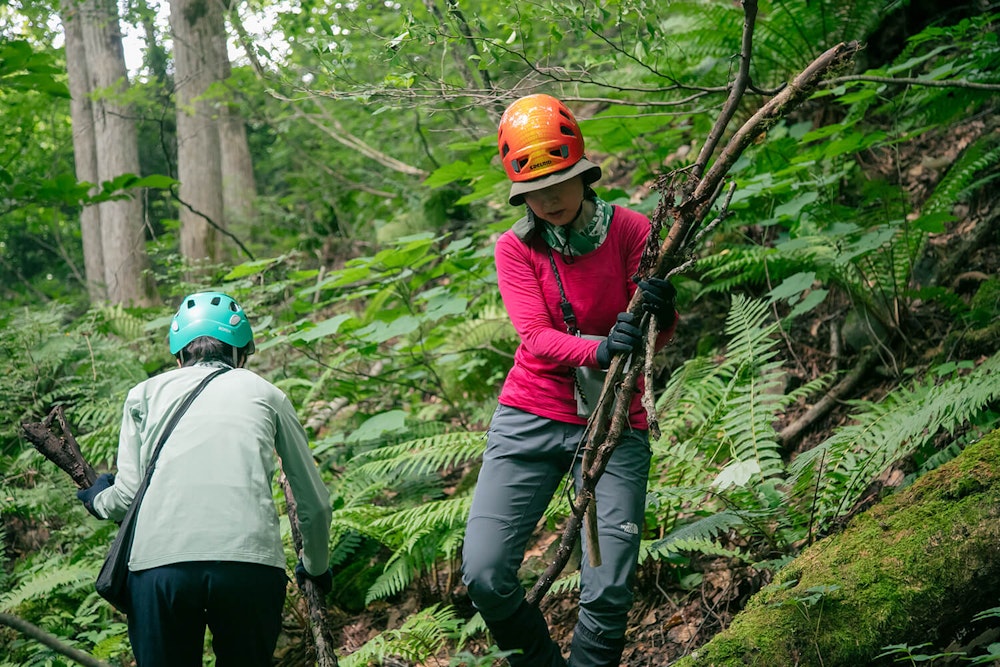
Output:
[670,427,1000,667]
[79,0,157,306]
[0,613,110,667]
[60,0,105,303]
[170,0,226,264]
[215,12,258,246]
[22,406,99,489]
[278,472,340,667]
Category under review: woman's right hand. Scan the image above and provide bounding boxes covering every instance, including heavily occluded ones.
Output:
[596,313,642,369]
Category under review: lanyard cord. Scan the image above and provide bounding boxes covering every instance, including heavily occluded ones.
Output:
[546,247,590,507]
[546,247,577,335]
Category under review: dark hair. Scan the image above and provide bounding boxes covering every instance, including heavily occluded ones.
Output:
[177,336,250,367]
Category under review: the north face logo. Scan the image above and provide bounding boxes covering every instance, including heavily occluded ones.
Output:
[620,522,639,535]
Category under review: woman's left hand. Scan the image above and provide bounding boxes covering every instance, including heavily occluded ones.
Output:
[637,277,677,326]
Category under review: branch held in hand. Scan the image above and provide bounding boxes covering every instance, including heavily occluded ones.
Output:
[21,405,98,489]
[278,471,340,667]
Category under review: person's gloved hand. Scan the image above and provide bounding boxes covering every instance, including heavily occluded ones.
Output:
[595,312,642,369]
[76,473,114,519]
[637,276,678,327]
[295,559,333,595]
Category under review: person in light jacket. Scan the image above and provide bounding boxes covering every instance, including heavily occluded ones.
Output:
[461,94,679,667]
[77,291,333,667]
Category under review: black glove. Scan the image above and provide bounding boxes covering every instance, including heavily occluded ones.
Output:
[76,472,114,519]
[295,558,333,595]
[637,276,678,326]
[595,312,642,369]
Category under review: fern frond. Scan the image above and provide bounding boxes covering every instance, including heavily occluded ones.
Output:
[642,509,750,562]
[716,296,787,483]
[364,552,416,604]
[340,603,460,667]
[788,352,1000,527]
[0,563,94,612]
[341,431,486,493]
[923,135,1000,216]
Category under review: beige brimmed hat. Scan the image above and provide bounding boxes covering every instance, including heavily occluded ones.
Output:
[507,158,602,206]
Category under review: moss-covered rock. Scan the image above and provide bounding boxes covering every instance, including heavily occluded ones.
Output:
[671,428,1000,667]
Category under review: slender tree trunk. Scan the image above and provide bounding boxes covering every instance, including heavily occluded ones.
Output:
[61,0,105,303]
[79,0,157,306]
[170,0,226,264]
[216,6,257,247]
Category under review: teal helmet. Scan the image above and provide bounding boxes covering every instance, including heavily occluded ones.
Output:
[168,292,255,356]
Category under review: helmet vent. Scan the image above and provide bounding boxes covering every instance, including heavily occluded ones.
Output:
[186,299,195,309]
[211,296,221,306]
[228,301,238,311]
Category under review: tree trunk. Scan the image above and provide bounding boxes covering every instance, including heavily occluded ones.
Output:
[60,0,105,303]
[79,0,157,306]
[216,11,257,247]
[671,428,1000,667]
[170,0,226,265]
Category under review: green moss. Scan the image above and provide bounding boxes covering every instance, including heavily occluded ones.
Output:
[672,429,1000,667]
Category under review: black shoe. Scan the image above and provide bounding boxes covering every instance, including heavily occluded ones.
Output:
[487,599,567,667]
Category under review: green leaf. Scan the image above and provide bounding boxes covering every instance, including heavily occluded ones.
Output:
[788,289,828,319]
[768,272,816,305]
[292,314,354,342]
[712,459,761,489]
[357,315,420,343]
[912,211,955,233]
[131,174,178,189]
[223,257,284,279]
[347,410,407,443]
[423,161,471,188]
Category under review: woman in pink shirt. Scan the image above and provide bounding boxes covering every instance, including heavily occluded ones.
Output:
[461,94,678,667]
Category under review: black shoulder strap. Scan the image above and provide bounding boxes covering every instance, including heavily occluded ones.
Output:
[144,367,229,477]
[109,366,229,538]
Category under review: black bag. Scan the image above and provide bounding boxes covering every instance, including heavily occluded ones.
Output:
[95,368,228,612]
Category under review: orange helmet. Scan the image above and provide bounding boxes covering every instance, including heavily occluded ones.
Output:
[497,94,586,183]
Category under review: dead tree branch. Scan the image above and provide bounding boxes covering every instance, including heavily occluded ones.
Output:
[278,472,340,667]
[22,406,98,489]
[0,613,111,667]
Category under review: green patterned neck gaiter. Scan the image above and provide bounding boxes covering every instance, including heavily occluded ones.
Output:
[538,197,614,256]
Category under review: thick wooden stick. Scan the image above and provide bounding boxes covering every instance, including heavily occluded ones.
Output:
[278,472,340,667]
[0,612,111,667]
[22,406,99,489]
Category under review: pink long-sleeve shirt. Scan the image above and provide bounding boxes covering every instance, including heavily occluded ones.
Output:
[495,205,676,427]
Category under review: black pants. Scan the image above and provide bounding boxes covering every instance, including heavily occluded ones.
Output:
[127,561,287,667]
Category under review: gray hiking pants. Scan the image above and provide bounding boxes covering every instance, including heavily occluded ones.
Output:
[462,405,650,660]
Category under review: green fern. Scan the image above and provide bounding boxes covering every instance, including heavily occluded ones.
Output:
[0,561,95,612]
[715,296,787,483]
[339,603,462,667]
[340,431,486,494]
[788,351,1000,528]
[643,509,751,562]
[923,135,1000,217]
